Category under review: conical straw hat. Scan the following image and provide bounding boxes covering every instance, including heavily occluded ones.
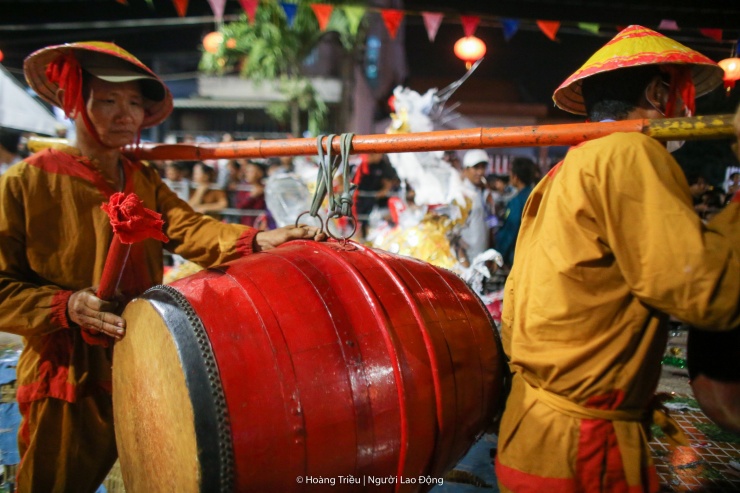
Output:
[553,25,724,115]
[24,41,173,128]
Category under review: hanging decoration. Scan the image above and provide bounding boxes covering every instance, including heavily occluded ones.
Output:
[536,20,560,41]
[658,19,679,30]
[116,0,128,5]
[280,2,298,28]
[699,28,723,42]
[454,36,486,69]
[421,12,444,42]
[460,15,480,37]
[502,19,520,42]
[203,31,223,54]
[311,3,334,32]
[171,0,188,17]
[381,9,405,40]
[342,5,366,36]
[578,22,600,35]
[238,0,259,24]
[718,42,740,90]
[0,49,4,63]
[207,0,227,24]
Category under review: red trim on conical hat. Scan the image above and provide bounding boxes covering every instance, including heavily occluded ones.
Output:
[553,25,723,115]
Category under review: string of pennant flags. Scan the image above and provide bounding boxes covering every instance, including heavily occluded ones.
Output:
[116,0,738,46]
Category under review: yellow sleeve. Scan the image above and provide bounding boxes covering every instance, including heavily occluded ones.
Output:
[591,134,740,330]
[0,168,74,336]
[148,168,257,267]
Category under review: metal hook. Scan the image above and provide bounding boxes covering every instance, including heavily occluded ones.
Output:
[295,210,325,236]
[325,211,357,243]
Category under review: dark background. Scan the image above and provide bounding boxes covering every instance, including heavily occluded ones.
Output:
[2,1,738,101]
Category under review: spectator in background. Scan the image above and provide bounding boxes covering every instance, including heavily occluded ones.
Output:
[727,171,739,196]
[234,160,268,228]
[215,132,234,189]
[224,160,244,207]
[352,153,399,239]
[487,174,517,219]
[687,172,709,208]
[0,129,21,175]
[266,156,292,176]
[442,150,462,171]
[494,157,538,267]
[162,161,191,201]
[188,162,228,216]
[459,149,491,265]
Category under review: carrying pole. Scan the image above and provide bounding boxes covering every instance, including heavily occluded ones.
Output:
[122,114,735,161]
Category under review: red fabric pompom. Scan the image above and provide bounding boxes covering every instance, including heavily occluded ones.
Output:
[101,192,169,244]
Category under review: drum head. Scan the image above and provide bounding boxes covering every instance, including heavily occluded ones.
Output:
[113,286,233,492]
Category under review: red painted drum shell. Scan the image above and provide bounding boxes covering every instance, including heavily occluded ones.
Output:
[128,240,505,492]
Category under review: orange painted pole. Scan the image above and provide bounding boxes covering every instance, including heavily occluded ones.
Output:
[124,114,734,161]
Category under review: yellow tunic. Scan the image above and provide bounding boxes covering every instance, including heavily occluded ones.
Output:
[496,132,740,492]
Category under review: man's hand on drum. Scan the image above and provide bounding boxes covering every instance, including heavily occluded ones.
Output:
[67,287,126,340]
[253,224,326,252]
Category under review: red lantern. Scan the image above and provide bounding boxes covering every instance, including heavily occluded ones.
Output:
[203,31,224,54]
[718,57,740,90]
[0,49,4,63]
[454,36,486,69]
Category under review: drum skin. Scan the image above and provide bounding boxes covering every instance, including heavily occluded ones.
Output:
[687,326,740,433]
[113,240,505,492]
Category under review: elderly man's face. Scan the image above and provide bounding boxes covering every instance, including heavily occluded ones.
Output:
[83,77,146,149]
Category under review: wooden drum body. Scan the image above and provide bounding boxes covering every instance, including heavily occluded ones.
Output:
[113,240,504,492]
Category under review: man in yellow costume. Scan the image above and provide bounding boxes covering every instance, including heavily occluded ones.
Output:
[495,26,740,492]
[0,42,322,492]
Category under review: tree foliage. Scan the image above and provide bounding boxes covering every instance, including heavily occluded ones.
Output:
[198,1,363,136]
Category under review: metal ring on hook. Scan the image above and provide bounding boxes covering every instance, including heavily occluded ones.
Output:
[295,210,325,236]
[325,211,357,243]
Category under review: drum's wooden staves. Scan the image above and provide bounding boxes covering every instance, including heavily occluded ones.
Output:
[113,240,505,492]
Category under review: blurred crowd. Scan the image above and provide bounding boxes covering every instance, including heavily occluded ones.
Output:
[2,128,739,271]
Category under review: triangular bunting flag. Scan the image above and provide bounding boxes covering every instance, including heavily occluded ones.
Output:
[381,9,405,40]
[536,20,560,41]
[172,0,188,17]
[280,2,298,28]
[238,0,258,24]
[207,0,226,23]
[342,6,366,36]
[577,22,600,35]
[658,19,679,30]
[699,28,723,42]
[502,18,520,42]
[421,12,444,42]
[311,4,334,32]
[460,15,480,37]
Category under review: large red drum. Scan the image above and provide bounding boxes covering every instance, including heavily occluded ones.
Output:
[113,240,505,492]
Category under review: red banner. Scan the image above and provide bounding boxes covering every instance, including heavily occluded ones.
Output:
[381,9,405,40]
[537,20,561,41]
[460,15,480,37]
[172,0,188,17]
[238,0,259,24]
[311,4,334,32]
